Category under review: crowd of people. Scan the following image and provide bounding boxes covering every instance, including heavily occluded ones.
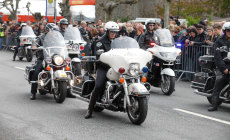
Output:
[0,17,227,74]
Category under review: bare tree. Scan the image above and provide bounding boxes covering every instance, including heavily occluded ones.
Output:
[99,0,138,21]
[0,0,20,20]
[59,0,71,21]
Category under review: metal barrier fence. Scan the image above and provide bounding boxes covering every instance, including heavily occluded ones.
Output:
[1,34,17,51]
[175,44,214,81]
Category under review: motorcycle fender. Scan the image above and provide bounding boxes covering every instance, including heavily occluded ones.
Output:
[161,68,175,77]
[128,83,149,96]
[54,70,68,80]
[72,58,81,63]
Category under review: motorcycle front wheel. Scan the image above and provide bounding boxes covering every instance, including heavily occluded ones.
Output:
[53,81,67,103]
[26,49,33,62]
[161,75,175,96]
[127,96,148,125]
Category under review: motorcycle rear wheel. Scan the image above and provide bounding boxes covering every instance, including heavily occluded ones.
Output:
[127,96,148,125]
[53,81,67,103]
[161,75,175,96]
[26,50,33,62]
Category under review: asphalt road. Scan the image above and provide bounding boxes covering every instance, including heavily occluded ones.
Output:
[0,51,230,140]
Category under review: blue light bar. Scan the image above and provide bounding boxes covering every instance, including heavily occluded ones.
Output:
[142,67,148,73]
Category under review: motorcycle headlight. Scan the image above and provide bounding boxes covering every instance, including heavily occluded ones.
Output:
[159,52,177,59]
[53,55,64,65]
[128,63,140,76]
[72,44,79,51]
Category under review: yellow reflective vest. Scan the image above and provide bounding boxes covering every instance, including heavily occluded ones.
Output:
[0,27,4,37]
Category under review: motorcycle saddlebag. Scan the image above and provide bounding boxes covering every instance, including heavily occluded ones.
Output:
[191,72,215,92]
[199,55,215,70]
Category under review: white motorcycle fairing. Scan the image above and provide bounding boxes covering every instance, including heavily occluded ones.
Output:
[147,45,181,62]
[128,83,149,96]
[161,68,175,76]
[54,70,68,80]
[100,48,152,75]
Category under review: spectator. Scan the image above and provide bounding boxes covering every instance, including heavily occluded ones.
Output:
[97,19,103,27]
[79,21,92,43]
[33,24,39,36]
[0,23,5,50]
[134,25,144,42]
[213,23,222,42]
[126,22,136,38]
[155,22,162,29]
[205,26,214,46]
[173,26,181,42]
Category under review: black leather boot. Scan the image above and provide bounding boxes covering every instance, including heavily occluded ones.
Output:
[85,110,93,119]
[30,93,36,100]
[208,96,218,111]
[208,105,218,111]
[13,55,16,61]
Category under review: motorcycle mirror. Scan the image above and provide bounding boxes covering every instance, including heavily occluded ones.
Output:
[96,49,104,55]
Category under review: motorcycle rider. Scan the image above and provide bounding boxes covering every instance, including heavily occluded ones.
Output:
[85,21,119,119]
[13,23,27,61]
[208,22,230,111]
[59,18,69,37]
[138,19,156,50]
[30,23,59,100]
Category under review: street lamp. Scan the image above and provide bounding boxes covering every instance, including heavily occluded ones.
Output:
[26,1,31,22]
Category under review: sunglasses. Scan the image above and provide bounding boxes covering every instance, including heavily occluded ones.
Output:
[110,31,117,34]
[226,29,230,32]
[197,28,202,30]
[149,24,154,27]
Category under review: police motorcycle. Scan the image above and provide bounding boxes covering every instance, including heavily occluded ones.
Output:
[25,31,74,103]
[64,26,87,76]
[191,46,230,105]
[18,25,36,62]
[73,36,152,124]
[146,29,181,95]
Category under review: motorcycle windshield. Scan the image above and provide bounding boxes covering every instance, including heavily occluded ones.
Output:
[43,31,68,59]
[21,26,36,37]
[64,26,84,42]
[111,36,140,49]
[154,29,175,47]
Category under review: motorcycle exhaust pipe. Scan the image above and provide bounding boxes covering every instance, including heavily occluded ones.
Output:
[194,89,212,97]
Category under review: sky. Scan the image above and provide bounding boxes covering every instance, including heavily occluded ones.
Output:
[0,0,95,18]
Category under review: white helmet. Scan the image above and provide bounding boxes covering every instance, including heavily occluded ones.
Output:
[222,22,230,31]
[104,21,119,31]
[20,23,27,27]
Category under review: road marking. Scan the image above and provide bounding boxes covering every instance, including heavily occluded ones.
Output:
[15,67,24,71]
[173,108,230,126]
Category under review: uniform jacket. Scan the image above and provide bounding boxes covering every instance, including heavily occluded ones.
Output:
[138,30,154,50]
[214,35,230,73]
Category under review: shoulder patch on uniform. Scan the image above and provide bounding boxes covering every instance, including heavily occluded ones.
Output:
[96,42,102,47]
